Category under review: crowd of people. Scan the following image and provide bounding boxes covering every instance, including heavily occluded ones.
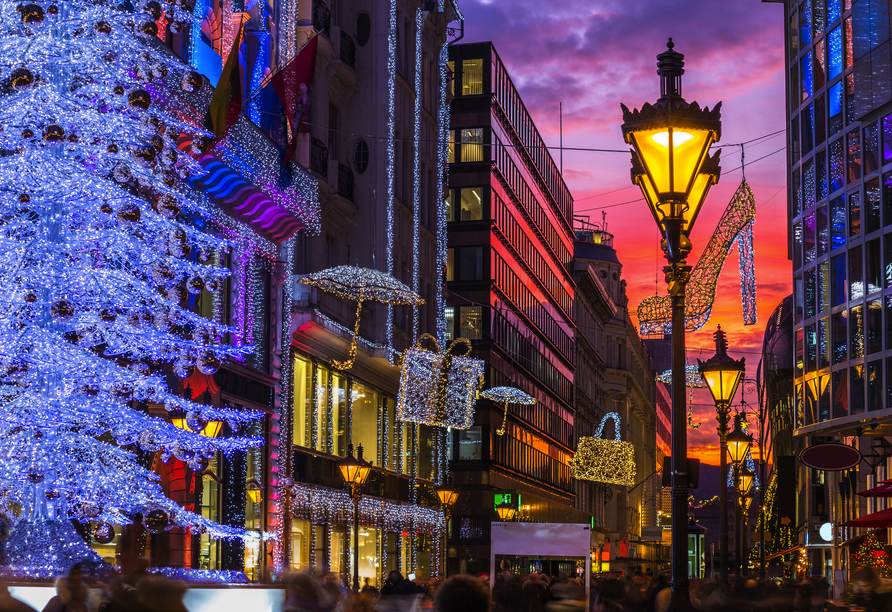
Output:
[0,564,861,612]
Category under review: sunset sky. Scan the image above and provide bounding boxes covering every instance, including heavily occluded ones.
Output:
[458,0,791,465]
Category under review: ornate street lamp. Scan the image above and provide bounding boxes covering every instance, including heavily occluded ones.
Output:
[622,38,721,611]
[698,325,745,583]
[727,415,752,577]
[496,501,517,522]
[436,484,459,579]
[338,443,373,592]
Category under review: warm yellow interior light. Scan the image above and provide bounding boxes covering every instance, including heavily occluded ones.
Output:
[651,131,694,148]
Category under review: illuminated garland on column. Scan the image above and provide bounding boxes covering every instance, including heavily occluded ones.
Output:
[385,0,397,363]
[435,40,450,346]
[412,8,423,344]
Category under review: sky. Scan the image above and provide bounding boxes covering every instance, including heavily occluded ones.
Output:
[457,0,791,465]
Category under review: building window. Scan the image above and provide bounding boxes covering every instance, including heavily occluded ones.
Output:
[352,382,381,466]
[448,130,455,163]
[445,306,455,341]
[354,139,369,174]
[833,369,848,418]
[456,246,484,281]
[457,427,482,460]
[200,455,222,570]
[460,306,483,339]
[293,355,313,447]
[355,12,370,46]
[460,128,484,162]
[831,309,847,364]
[462,58,483,95]
[447,187,484,221]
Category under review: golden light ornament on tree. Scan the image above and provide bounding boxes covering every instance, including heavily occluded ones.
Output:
[42,125,65,144]
[50,299,75,322]
[10,68,35,90]
[127,88,151,111]
[116,202,141,226]
[299,266,425,370]
[20,3,44,24]
[181,71,203,93]
[144,509,169,533]
[397,334,485,429]
[570,412,637,487]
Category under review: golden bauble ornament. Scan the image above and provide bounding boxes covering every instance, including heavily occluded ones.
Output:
[157,194,181,219]
[42,124,64,144]
[181,71,203,93]
[107,144,119,154]
[99,307,117,322]
[117,202,141,225]
[20,3,44,24]
[21,128,34,140]
[144,509,169,533]
[50,298,75,321]
[93,522,115,544]
[137,20,158,37]
[143,0,162,20]
[127,89,151,111]
[96,20,111,35]
[168,228,190,258]
[204,277,220,293]
[186,275,204,295]
[113,85,125,96]
[196,351,221,375]
[23,291,37,303]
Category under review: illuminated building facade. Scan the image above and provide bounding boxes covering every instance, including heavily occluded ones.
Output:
[780,0,892,579]
[445,42,588,576]
[575,225,661,573]
[285,0,463,587]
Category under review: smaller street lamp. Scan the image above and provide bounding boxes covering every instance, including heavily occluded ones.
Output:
[738,466,755,498]
[496,501,517,522]
[436,484,459,579]
[338,443,373,592]
[727,415,753,467]
[698,324,745,584]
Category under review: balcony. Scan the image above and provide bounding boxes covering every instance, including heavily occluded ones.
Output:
[310,137,329,176]
[339,31,356,69]
[313,0,330,38]
[337,163,354,202]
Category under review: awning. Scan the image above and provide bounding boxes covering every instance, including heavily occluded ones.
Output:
[177,138,306,243]
[765,546,800,561]
[858,483,892,498]
[841,507,892,528]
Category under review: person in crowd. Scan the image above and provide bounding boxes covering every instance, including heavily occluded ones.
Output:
[492,571,524,612]
[521,574,550,612]
[851,566,892,612]
[133,576,188,612]
[42,567,89,612]
[797,577,813,612]
[284,572,323,612]
[434,575,491,612]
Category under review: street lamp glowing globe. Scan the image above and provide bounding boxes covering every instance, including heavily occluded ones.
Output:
[727,417,753,466]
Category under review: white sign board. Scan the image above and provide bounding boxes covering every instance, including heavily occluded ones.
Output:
[641,527,664,542]
[490,522,591,608]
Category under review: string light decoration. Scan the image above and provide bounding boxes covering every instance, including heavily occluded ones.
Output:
[435,43,449,348]
[300,266,424,370]
[656,365,704,429]
[637,180,758,334]
[148,567,250,583]
[385,0,397,363]
[480,386,536,436]
[0,0,278,577]
[570,413,636,487]
[412,7,423,344]
[396,335,485,429]
[854,531,892,577]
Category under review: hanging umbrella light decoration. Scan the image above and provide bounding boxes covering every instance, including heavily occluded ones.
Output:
[656,364,705,429]
[480,387,536,436]
[299,266,424,370]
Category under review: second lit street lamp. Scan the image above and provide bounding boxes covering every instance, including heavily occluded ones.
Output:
[338,444,373,592]
[622,38,721,611]
[698,325,745,582]
[727,415,753,576]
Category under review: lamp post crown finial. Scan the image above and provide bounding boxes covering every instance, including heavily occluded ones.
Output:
[656,38,685,102]
[714,324,728,356]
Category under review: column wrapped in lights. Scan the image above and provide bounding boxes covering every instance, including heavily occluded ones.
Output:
[621,39,721,611]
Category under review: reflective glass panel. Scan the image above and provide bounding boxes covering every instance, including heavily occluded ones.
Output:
[832,308,848,363]
[850,304,865,358]
[805,213,817,263]
[830,138,844,192]
[819,316,831,368]
[851,364,865,414]
[833,368,849,418]
[849,190,861,237]
[868,360,883,410]
[829,25,843,79]
[831,251,847,306]
[850,244,863,299]
[864,122,879,175]
[818,204,830,256]
[867,298,883,354]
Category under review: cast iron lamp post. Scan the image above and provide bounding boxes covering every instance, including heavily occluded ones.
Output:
[338,444,373,592]
[698,325,745,583]
[727,416,752,577]
[621,38,722,612]
[436,485,459,579]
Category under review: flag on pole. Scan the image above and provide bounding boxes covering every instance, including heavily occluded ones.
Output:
[270,34,318,165]
[204,23,245,146]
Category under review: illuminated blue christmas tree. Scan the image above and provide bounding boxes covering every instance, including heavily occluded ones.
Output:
[0,0,264,578]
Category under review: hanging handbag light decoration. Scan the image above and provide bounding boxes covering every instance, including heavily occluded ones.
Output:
[396,333,484,429]
[479,386,536,436]
[570,412,636,487]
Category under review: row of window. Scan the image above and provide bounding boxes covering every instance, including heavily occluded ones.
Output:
[794,14,850,107]
[790,0,846,59]
[793,179,886,272]
[490,309,573,406]
[493,193,572,318]
[291,355,440,481]
[447,129,485,164]
[444,306,483,341]
[492,249,574,364]
[490,52,573,224]
[492,136,573,267]
[446,187,484,222]
[448,53,572,224]
[488,366,575,449]
[796,299,885,375]
[795,358,891,427]
[793,117,891,221]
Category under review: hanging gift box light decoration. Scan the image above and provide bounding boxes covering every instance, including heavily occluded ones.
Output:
[396,334,484,429]
[570,412,637,487]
